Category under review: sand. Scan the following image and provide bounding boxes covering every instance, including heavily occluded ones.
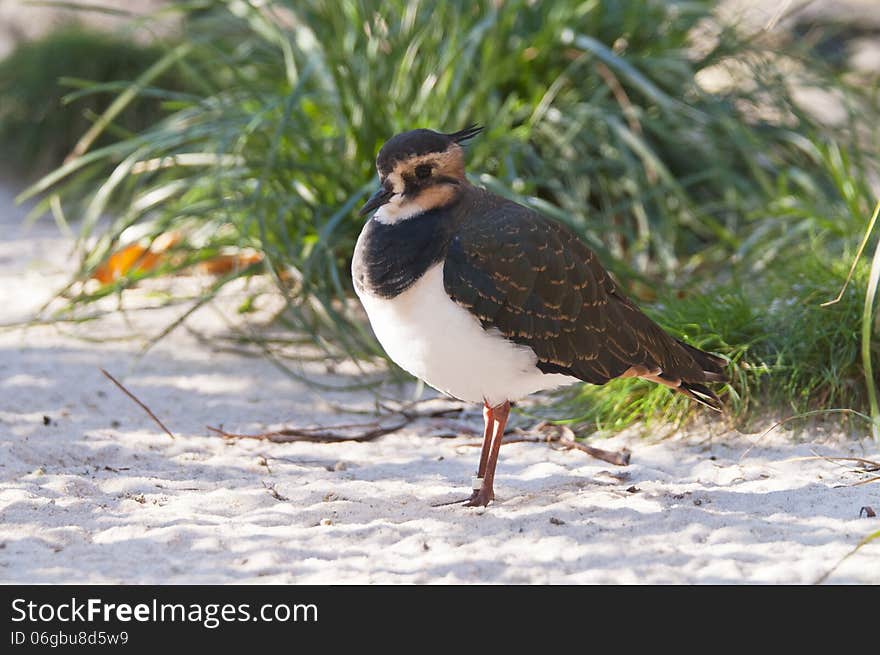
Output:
[0,180,878,585]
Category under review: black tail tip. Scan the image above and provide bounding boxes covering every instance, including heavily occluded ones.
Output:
[681,382,723,412]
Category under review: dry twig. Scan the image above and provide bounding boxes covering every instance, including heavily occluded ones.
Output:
[207,419,410,443]
[785,452,880,487]
[100,367,175,439]
[206,404,466,444]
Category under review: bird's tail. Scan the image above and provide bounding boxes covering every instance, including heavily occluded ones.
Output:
[675,340,727,411]
[641,341,727,411]
[678,380,723,411]
[677,340,727,381]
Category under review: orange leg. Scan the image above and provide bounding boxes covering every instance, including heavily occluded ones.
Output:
[465,400,510,507]
[476,402,494,478]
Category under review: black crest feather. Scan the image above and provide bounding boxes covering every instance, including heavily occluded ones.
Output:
[446,124,483,144]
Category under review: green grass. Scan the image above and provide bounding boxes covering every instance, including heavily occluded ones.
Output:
[8,0,880,437]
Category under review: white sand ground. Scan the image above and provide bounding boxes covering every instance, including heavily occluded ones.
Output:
[0,182,878,585]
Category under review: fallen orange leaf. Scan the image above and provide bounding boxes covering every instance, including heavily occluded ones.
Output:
[196,251,264,275]
[92,232,181,283]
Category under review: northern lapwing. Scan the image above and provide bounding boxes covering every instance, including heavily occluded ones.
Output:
[352,127,726,507]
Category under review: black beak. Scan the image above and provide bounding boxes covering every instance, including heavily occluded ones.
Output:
[358,186,393,217]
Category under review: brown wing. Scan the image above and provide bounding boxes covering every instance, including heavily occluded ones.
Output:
[443,196,725,406]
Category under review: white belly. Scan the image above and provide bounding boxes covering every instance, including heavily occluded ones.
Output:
[355,263,579,406]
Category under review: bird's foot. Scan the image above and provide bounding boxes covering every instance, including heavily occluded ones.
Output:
[431,480,495,507]
[463,486,494,507]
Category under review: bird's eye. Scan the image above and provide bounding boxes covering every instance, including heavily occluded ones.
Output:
[415,164,432,179]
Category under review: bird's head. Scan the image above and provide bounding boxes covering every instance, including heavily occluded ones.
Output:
[359,125,482,222]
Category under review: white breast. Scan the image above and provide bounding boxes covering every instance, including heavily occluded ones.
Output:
[355,262,579,406]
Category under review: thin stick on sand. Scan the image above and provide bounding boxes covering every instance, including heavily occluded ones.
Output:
[100,367,176,439]
[206,420,408,443]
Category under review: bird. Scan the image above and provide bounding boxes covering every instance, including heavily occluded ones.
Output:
[351,126,726,507]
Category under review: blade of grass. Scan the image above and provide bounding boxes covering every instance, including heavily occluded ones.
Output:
[820,200,880,307]
[814,529,880,584]
[861,206,880,441]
